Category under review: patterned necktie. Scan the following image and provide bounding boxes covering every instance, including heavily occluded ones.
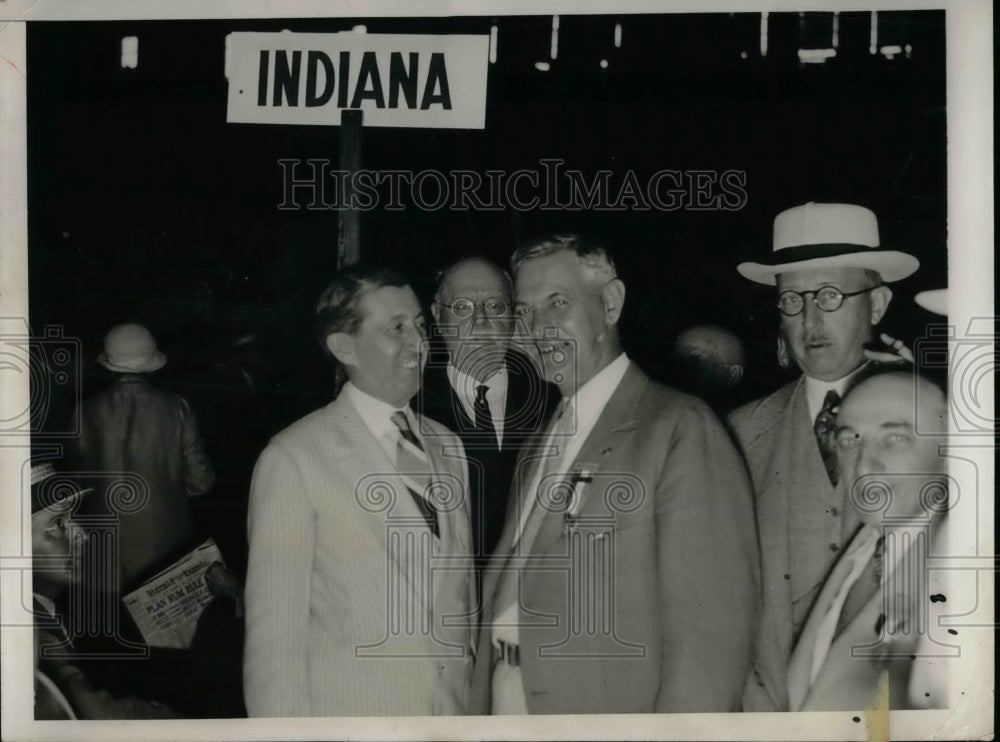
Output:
[814,389,841,486]
[474,384,497,442]
[390,411,440,538]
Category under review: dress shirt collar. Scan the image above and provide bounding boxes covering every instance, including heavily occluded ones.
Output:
[344,381,412,442]
[804,363,869,422]
[562,352,631,435]
[446,363,508,414]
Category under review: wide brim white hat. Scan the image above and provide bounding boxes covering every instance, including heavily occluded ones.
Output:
[737,202,920,286]
[97,323,167,373]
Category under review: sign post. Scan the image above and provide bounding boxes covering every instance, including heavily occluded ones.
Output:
[337,109,363,269]
[226,31,489,267]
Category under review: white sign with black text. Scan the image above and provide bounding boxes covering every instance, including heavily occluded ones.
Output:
[226,32,489,129]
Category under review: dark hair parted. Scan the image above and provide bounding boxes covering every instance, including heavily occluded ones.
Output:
[315,266,411,386]
[510,234,618,279]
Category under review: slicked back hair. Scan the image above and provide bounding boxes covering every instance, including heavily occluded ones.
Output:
[315,266,411,387]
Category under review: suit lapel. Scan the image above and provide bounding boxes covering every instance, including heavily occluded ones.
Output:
[529,365,645,555]
[323,395,438,599]
[482,428,550,612]
[750,378,806,708]
[786,526,870,710]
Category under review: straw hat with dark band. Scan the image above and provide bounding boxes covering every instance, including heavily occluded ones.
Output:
[737,202,920,286]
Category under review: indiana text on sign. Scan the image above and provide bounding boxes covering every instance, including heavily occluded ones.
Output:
[256,49,453,111]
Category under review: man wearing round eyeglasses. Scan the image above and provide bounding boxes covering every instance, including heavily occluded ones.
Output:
[729,202,920,711]
[421,257,558,575]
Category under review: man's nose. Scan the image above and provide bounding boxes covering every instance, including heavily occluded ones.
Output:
[530,315,547,341]
[801,296,824,331]
[855,445,884,478]
[404,323,423,348]
[471,309,497,330]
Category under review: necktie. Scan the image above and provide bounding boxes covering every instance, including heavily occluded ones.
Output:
[390,411,440,538]
[474,384,497,442]
[814,389,841,486]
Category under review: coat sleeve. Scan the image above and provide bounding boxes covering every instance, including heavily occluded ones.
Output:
[243,443,315,717]
[178,396,215,496]
[653,401,761,712]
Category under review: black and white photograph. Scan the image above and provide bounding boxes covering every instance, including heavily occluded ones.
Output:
[0,1,993,740]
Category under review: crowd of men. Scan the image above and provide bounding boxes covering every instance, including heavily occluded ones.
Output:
[31,201,952,718]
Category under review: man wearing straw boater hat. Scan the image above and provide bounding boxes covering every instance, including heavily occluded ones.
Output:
[729,203,919,711]
[72,323,214,590]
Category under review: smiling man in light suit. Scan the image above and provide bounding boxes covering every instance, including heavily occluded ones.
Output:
[471,234,760,714]
[243,267,475,717]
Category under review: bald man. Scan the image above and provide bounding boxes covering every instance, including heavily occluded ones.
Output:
[787,367,950,710]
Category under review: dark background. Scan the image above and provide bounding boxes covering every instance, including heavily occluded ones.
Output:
[27,11,947,573]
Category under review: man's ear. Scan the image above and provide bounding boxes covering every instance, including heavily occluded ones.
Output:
[602,278,626,325]
[325,332,355,366]
[430,302,441,325]
[870,285,893,325]
[728,364,745,386]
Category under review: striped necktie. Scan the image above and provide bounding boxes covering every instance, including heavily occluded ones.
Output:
[814,389,841,486]
[391,410,440,538]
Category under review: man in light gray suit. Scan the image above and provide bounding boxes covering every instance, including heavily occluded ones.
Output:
[243,267,475,717]
[472,234,759,714]
[730,202,919,711]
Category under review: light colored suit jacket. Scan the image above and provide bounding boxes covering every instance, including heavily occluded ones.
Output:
[243,392,475,717]
[787,522,949,711]
[471,364,760,713]
[728,376,854,711]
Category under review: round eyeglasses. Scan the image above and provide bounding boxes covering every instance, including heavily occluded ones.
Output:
[777,285,882,317]
[437,298,509,318]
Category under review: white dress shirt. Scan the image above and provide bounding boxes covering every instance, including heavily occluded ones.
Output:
[494,352,632,644]
[344,382,414,466]
[804,363,869,422]
[446,363,508,448]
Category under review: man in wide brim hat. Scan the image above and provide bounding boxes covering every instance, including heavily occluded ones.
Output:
[727,202,920,712]
[736,202,919,286]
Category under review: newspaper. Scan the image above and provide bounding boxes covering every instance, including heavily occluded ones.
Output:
[122,539,225,650]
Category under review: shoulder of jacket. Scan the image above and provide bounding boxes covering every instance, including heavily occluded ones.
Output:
[729,378,800,433]
[268,402,338,449]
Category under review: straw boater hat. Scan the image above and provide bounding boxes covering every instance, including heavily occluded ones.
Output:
[737,202,920,286]
[97,323,166,373]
